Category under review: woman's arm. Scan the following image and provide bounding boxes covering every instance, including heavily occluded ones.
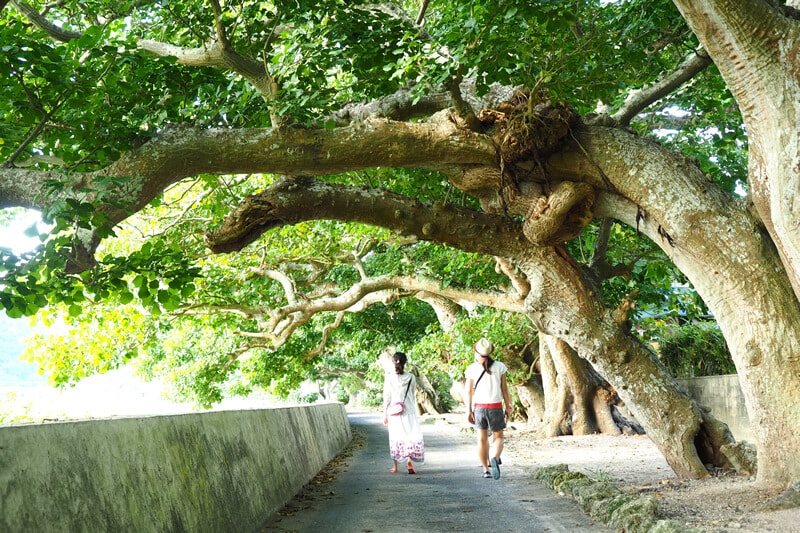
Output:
[465,377,475,423]
[500,373,512,419]
[382,377,392,423]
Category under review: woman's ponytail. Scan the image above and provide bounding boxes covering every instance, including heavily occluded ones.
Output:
[393,351,407,374]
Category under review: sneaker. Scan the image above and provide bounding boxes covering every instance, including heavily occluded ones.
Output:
[482,470,492,479]
[490,457,501,479]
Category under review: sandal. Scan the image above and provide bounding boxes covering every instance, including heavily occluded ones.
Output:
[390,467,398,473]
[407,464,416,474]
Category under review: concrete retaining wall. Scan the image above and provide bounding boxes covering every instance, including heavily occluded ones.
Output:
[678,374,754,444]
[0,403,351,533]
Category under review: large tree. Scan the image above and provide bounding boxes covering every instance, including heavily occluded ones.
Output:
[2,0,800,492]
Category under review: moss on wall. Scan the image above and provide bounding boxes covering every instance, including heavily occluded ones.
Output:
[0,403,351,533]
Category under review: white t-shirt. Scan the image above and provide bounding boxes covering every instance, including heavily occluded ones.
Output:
[465,361,507,404]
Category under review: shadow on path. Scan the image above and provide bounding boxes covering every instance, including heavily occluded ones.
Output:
[262,411,610,532]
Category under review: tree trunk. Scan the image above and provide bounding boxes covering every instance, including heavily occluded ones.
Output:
[513,378,545,426]
[667,0,800,489]
[503,331,630,436]
[546,335,605,435]
[517,247,718,478]
[551,125,800,486]
[538,336,572,436]
[412,367,444,415]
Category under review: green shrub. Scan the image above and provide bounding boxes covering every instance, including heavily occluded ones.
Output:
[362,388,384,407]
[334,388,350,404]
[658,321,735,377]
[294,392,319,404]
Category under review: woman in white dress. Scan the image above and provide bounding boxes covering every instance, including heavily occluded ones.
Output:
[382,351,425,473]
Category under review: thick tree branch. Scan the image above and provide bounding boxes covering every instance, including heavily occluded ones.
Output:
[446,77,483,132]
[205,175,527,259]
[326,88,452,125]
[136,39,276,97]
[326,79,517,126]
[242,268,299,306]
[670,2,800,305]
[0,116,496,269]
[415,292,462,331]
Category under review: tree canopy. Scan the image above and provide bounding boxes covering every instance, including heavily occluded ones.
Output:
[4,0,800,494]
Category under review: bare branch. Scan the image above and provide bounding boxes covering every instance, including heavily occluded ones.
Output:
[139,182,214,238]
[11,0,83,41]
[13,0,277,101]
[612,50,712,126]
[186,272,524,354]
[495,257,530,299]
[10,154,65,167]
[415,0,430,26]
[352,252,368,280]
[242,267,300,306]
[305,311,346,360]
[208,0,231,48]
[364,2,430,39]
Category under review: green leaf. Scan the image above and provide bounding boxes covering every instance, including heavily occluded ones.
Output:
[119,291,134,304]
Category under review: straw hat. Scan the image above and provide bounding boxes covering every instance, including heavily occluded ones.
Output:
[473,338,494,357]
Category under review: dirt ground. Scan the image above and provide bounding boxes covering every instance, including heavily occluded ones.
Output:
[500,426,799,532]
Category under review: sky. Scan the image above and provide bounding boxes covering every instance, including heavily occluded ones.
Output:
[0,209,44,254]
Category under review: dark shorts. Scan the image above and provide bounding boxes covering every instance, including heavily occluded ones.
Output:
[473,407,506,432]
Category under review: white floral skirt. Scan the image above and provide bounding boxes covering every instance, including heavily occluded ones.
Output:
[387,411,425,462]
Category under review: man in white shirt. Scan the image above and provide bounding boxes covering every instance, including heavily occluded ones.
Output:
[465,338,513,479]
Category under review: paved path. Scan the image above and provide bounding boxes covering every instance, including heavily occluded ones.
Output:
[263,412,610,532]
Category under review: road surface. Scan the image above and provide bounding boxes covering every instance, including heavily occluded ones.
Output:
[262,411,610,532]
